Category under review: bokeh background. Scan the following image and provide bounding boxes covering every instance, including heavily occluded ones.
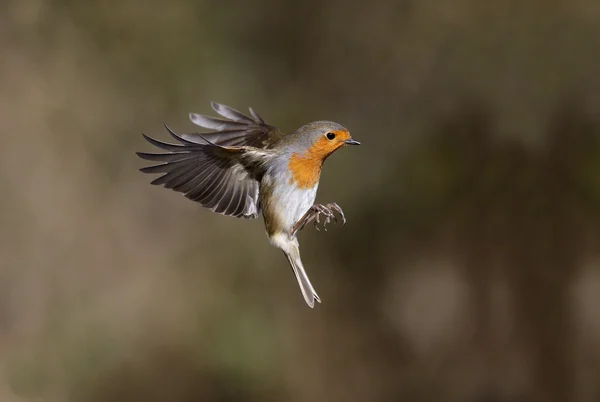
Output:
[2,1,600,401]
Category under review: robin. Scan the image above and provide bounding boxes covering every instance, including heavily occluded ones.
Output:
[136,102,360,307]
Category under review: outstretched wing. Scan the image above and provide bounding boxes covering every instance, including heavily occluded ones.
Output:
[184,102,283,148]
[137,125,273,219]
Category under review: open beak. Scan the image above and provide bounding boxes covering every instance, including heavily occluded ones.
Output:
[344,138,361,146]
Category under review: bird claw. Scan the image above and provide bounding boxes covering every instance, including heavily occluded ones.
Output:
[308,203,345,232]
[326,202,346,225]
[291,203,347,236]
[317,204,336,231]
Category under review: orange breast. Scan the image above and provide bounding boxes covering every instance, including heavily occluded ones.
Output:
[288,133,347,188]
[288,151,323,189]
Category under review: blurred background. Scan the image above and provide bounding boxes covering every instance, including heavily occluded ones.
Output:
[1,0,600,401]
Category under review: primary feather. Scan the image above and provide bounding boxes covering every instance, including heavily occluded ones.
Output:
[186,102,283,148]
[137,124,273,219]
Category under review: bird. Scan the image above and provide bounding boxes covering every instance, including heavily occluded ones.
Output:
[136,102,360,308]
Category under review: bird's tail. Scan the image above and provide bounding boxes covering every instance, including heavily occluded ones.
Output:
[283,244,321,308]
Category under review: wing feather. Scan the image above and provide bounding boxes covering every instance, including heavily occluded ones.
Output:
[184,101,283,149]
[137,125,272,219]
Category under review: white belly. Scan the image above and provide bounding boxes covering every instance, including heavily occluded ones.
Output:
[269,181,318,232]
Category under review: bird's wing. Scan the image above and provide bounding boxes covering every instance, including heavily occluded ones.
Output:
[137,125,273,219]
[183,102,284,149]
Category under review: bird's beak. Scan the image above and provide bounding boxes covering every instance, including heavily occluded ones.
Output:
[344,138,361,146]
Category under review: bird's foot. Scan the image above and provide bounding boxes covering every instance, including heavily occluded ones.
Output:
[325,202,346,226]
[291,203,346,236]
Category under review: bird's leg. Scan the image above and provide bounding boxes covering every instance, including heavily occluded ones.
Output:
[291,203,347,237]
[291,205,331,236]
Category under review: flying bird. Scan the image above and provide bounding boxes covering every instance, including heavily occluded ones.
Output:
[137,102,360,307]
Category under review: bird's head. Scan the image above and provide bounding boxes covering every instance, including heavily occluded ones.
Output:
[290,121,360,161]
[285,121,360,189]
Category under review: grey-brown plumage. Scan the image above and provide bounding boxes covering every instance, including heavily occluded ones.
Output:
[186,102,283,148]
[136,119,273,219]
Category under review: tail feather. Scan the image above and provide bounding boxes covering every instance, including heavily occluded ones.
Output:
[284,246,320,308]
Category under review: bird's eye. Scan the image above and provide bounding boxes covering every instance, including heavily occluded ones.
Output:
[326,132,336,140]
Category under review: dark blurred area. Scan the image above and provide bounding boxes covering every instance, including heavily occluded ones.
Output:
[1,1,600,401]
